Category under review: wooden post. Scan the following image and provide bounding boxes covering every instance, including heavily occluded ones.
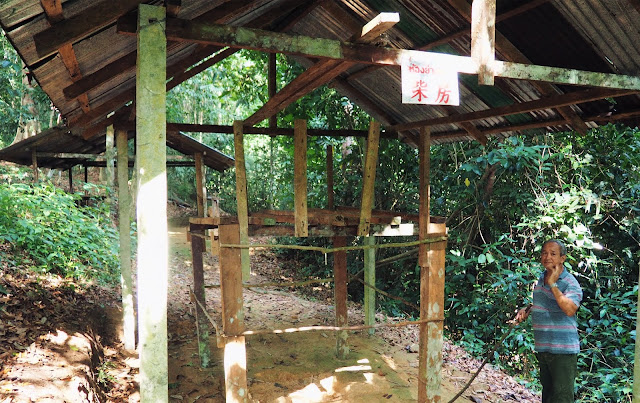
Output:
[195,152,205,217]
[471,0,496,85]
[358,121,380,236]
[364,235,376,335]
[116,128,135,351]
[31,150,38,182]
[333,236,349,358]
[219,224,248,402]
[106,124,115,190]
[326,145,334,210]
[190,222,210,367]
[417,127,446,402]
[68,167,73,193]
[136,5,168,402]
[294,119,308,237]
[233,121,251,281]
[634,258,640,400]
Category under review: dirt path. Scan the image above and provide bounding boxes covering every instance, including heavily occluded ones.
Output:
[0,213,539,402]
[165,218,539,402]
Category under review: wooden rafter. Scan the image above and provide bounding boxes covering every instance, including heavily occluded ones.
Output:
[34,0,143,60]
[243,12,399,126]
[391,87,636,131]
[39,0,92,113]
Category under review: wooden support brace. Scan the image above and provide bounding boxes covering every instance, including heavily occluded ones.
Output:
[358,121,381,236]
[333,236,349,358]
[195,152,205,217]
[116,129,135,351]
[294,119,308,237]
[219,224,248,402]
[471,0,496,85]
[233,121,251,281]
[326,145,334,210]
[190,222,210,367]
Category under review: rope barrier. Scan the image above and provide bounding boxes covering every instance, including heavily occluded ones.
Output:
[241,317,444,336]
[205,277,334,289]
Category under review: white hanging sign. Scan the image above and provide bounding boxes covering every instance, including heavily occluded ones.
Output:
[401,52,460,106]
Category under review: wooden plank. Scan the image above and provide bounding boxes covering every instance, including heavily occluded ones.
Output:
[195,152,205,217]
[333,236,349,359]
[233,121,251,281]
[190,222,210,367]
[391,87,636,132]
[358,12,399,42]
[135,5,168,401]
[294,119,308,237]
[358,121,380,236]
[34,0,143,60]
[116,128,135,351]
[326,145,334,210]
[364,235,376,335]
[471,0,496,85]
[219,224,248,402]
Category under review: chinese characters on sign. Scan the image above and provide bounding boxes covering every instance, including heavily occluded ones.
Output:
[401,52,460,106]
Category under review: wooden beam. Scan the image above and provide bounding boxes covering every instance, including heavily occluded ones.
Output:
[32,149,38,182]
[218,224,248,402]
[471,0,496,85]
[159,18,640,91]
[447,0,590,134]
[34,0,143,60]
[233,121,251,281]
[358,121,380,236]
[294,119,308,237]
[105,125,115,190]
[165,0,181,17]
[244,13,398,126]
[333,235,349,359]
[135,5,168,401]
[268,52,277,129]
[326,145,334,210]
[116,128,135,351]
[167,48,238,91]
[195,152,205,217]
[391,87,637,132]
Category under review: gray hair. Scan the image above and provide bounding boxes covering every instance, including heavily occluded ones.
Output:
[543,239,567,256]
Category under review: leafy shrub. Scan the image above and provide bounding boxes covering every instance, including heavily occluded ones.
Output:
[0,183,120,284]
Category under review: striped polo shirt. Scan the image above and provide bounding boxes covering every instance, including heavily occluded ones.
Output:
[531,268,583,354]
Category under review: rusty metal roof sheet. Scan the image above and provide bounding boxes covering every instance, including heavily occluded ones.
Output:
[1,0,640,152]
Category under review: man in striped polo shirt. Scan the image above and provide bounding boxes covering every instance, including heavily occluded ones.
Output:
[516,239,583,402]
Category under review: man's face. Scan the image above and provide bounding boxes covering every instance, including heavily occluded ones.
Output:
[540,242,566,271]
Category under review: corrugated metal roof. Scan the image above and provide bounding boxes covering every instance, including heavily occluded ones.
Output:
[1,0,640,153]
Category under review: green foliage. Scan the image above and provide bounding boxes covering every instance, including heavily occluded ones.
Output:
[0,183,120,284]
[0,30,56,147]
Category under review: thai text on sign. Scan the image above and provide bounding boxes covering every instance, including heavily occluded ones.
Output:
[401,51,460,106]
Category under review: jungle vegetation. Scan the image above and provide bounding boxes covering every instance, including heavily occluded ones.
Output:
[1,30,639,401]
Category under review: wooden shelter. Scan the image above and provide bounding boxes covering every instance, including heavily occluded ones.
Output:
[2,0,640,401]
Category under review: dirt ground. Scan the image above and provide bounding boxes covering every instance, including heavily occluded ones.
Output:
[0,207,540,402]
